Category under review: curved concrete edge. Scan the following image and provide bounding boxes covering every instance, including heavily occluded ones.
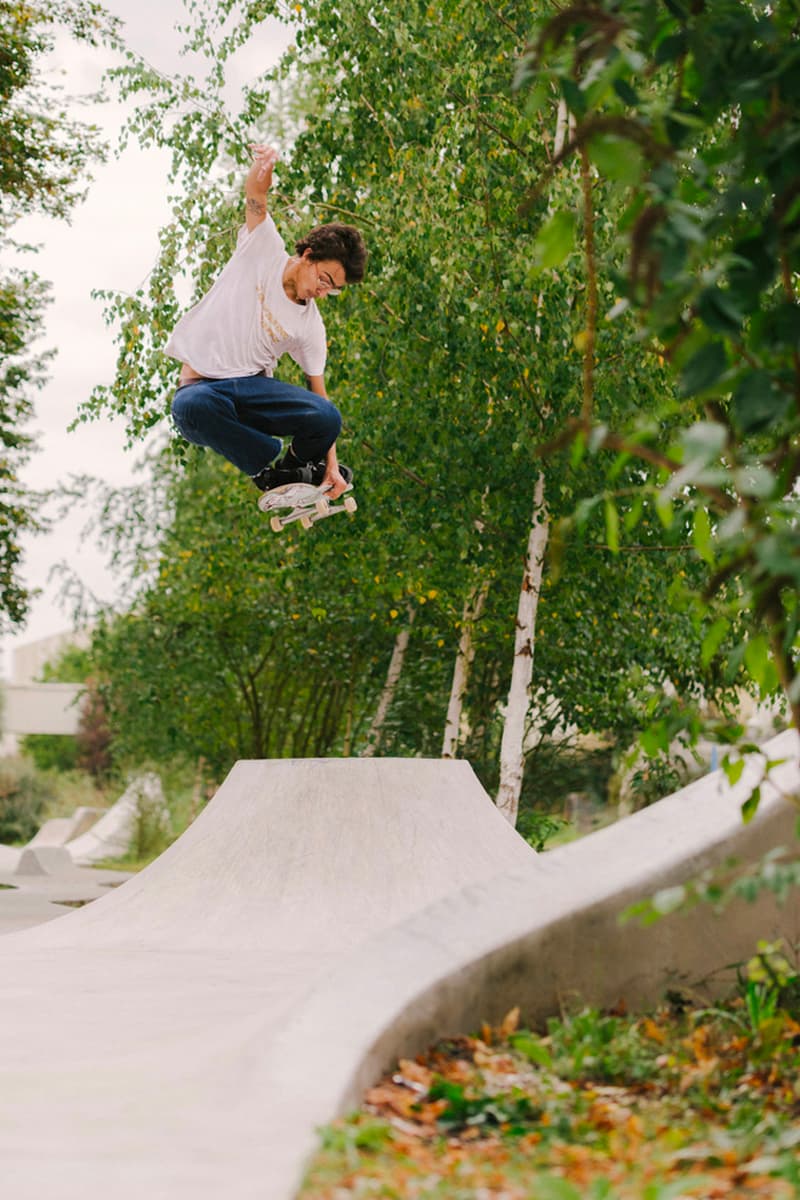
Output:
[66,773,164,865]
[264,730,800,1200]
[14,846,81,877]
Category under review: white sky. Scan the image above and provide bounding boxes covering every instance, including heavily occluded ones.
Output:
[2,0,293,677]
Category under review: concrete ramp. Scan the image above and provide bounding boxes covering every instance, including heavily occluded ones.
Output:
[45,757,532,952]
[14,846,81,877]
[0,758,534,1199]
[1,747,798,1200]
[66,772,164,865]
[28,817,77,848]
[28,807,102,848]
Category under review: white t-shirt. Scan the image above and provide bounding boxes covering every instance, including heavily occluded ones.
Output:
[165,216,327,379]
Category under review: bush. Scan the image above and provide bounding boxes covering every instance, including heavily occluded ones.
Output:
[0,758,52,843]
[20,733,80,774]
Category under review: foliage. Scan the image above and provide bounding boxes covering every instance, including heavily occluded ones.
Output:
[301,998,800,1197]
[22,731,79,774]
[0,755,50,841]
[515,0,800,765]
[0,0,120,629]
[75,676,112,778]
[65,0,748,792]
[84,449,396,776]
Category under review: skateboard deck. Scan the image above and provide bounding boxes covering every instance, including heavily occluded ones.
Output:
[257,480,357,533]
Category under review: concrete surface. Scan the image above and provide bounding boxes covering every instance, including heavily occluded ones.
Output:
[0,843,132,935]
[0,743,798,1199]
[0,805,127,936]
[0,842,20,872]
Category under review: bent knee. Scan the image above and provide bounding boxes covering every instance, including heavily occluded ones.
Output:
[319,398,342,442]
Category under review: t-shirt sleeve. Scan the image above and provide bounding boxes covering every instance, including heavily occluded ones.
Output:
[235,214,286,256]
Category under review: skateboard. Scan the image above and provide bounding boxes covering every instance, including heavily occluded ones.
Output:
[257,480,357,533]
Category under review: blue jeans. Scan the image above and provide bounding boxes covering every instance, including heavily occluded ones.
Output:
[171,375,342,476]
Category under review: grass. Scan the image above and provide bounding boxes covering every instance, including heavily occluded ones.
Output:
[300,981,800,1199]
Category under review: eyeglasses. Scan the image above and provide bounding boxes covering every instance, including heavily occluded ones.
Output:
[315,267,343,296]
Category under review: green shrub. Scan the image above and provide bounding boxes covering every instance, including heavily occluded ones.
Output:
[0,758,52,843]
[20,733,80,774]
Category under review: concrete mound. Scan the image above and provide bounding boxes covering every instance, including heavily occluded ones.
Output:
[23,757,535,951]
[14,846,80,877]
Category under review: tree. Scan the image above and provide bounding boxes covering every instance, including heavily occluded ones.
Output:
[72,0,742,813]
[515,0,800,791]
[86,449,398,776]
[0,0,120,629]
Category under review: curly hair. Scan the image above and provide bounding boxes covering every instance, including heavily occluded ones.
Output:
[295,223,367,284]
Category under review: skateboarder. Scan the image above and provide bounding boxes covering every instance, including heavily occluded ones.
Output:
[166,144,367,501]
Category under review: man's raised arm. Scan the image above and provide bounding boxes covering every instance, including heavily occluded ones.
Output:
[244,144,278,232]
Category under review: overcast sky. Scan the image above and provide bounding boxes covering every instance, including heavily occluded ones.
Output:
[2,0,293,676]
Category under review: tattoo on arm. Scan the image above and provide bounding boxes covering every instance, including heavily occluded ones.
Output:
[247,197,266,216]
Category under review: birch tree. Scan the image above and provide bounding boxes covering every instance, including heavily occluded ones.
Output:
[496,473,549,824]
[362,605,415,758]
[442,582,489,759]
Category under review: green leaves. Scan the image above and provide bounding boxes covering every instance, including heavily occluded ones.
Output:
[588,134,644,185]
[679,341,727,397]
[731,371,791,433]
[743,635,780,695]
[691,504,713,565]
[529,209,577,274]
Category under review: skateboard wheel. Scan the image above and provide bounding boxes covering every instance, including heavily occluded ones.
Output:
[270,516,283,533]
[315,497,331,517]
[344,496,358,514]
[300,515,314,530]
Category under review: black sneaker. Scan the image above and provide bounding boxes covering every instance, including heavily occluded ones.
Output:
[252,458,353,491]
[251,464,290,491]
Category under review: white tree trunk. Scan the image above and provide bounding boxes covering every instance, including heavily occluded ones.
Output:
[442,581,489,758]
[496,473,549,825]
[361,605,415,757]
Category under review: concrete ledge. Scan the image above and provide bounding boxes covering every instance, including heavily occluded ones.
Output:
[265,729,800,1198]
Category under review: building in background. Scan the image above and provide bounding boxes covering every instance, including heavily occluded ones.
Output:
[1,629,89,754]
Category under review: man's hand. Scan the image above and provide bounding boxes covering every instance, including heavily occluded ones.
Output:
[250,143,278,182]
[322,463,350,500]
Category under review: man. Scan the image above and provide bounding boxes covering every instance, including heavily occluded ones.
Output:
[167,145,366,500]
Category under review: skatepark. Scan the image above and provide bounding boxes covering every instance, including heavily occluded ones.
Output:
[0,734,798,1198]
